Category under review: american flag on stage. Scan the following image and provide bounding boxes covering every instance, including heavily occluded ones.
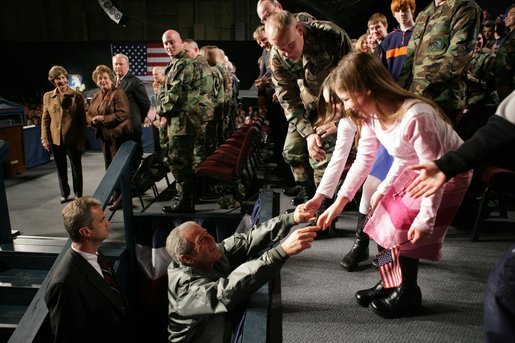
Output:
[377,244,402,289]
[111,43,169,83]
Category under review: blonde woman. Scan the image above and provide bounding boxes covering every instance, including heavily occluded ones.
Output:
[42,66,87,203]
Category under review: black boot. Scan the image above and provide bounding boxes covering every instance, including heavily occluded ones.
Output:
[372,244,385,268]
[355,281,393,307]
[290,181,315,206]
[162,192,193,213]
[282,185,302,197]
[340,213,370,271]
[369,256,422,318]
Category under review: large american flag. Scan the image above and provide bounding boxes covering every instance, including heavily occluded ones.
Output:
[377,244,402,289]
[111,43,169,83]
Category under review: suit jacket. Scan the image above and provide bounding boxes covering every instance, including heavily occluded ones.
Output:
[41,87,87,148]
[45,248,129,343]
[87,87,133,144]
[120,73,150,135]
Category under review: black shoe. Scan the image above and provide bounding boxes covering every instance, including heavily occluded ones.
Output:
[355,281,393,307]
[282,185,302,197]
[60,196,71,204]
[290,186,308,206]
[162,193,193,213]
[369,284,422,318]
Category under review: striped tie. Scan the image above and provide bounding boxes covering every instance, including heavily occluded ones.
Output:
[97,255,121,295]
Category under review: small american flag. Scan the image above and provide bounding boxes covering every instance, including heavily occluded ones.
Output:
[111,43,169,83]
[377,244,402,289]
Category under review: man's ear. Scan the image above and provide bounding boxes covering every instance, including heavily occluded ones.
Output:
[179,254,194,265]
[78,226,90,240]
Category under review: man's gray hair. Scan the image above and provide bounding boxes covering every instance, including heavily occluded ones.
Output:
[112,53,130,65]
[62,197,101,242]
[165,221,196,264]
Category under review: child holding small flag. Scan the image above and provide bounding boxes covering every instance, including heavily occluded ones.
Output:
[316,52,472,318]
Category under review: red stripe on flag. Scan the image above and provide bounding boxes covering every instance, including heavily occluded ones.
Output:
[378,244,402,289]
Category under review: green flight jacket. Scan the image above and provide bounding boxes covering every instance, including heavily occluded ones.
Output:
[167,213,296,343]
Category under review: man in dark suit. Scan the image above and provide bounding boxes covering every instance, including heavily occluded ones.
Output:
[113,53,151,170]
[45,197,129,342]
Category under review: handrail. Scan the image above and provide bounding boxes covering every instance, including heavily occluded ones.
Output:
[8,141,136,343]
[240,190,280,343]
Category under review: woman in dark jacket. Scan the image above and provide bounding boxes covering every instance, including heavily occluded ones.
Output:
[87,64,132,170]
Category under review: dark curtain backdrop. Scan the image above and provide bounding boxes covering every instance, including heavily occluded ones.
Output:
[0,40,262,98]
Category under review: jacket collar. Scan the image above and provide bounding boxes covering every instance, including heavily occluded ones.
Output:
[50,86,74,98]
[70,249,128,313]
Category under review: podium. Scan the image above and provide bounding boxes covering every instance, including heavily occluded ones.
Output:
[0,99,26,177]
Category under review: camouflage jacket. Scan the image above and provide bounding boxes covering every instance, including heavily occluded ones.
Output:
[398,0,481,112]
[219,63,233,106]
[495,29,515,99]
[211,65,226,105]
[192,55,214,123]
[270,20,352,138]
[157,50,201,135]
[466,48,499,108]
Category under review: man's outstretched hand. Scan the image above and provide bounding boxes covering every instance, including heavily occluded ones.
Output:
[293,204,316,224]
[281,226,319,256]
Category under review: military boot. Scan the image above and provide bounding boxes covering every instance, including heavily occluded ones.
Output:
[340,213,370,271]
[282,185,302,197]
[369,256,422,318]
[162,192,193,213]
[290,181,315,206]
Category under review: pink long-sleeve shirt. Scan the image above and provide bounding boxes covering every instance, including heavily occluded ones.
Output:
[338,100,463,232]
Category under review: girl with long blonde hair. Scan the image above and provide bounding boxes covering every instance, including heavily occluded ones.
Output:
[316,52,471,318]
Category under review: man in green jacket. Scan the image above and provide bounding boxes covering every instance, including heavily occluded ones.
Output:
[157,29,202,213]
[398,0,481,124]
[165,204,318,342]
[265,10,353,205]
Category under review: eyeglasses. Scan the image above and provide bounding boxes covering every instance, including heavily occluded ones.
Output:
[260,3,278,24]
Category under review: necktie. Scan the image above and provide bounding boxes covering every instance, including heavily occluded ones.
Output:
[97,255,121,295]
[115,77,121,88]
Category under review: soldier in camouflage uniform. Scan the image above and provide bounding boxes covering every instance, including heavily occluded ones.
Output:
[216,49,233,140]
[157,30,201,213]
[398,0,481,124]
[495,5,515,101]
[257,0,314,25]
[457,32,499,139]
[183,39,214,168]
[264,10,352,205]
[200,45,226,155]
[257,0,316,201]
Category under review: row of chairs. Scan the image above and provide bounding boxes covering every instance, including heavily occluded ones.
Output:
[195,115,267,211]
[125,148,171,213]
[112,116,267,215]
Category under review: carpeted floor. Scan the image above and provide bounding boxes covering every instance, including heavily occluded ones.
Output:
[277,197,515,343]
[4,151,515,342]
